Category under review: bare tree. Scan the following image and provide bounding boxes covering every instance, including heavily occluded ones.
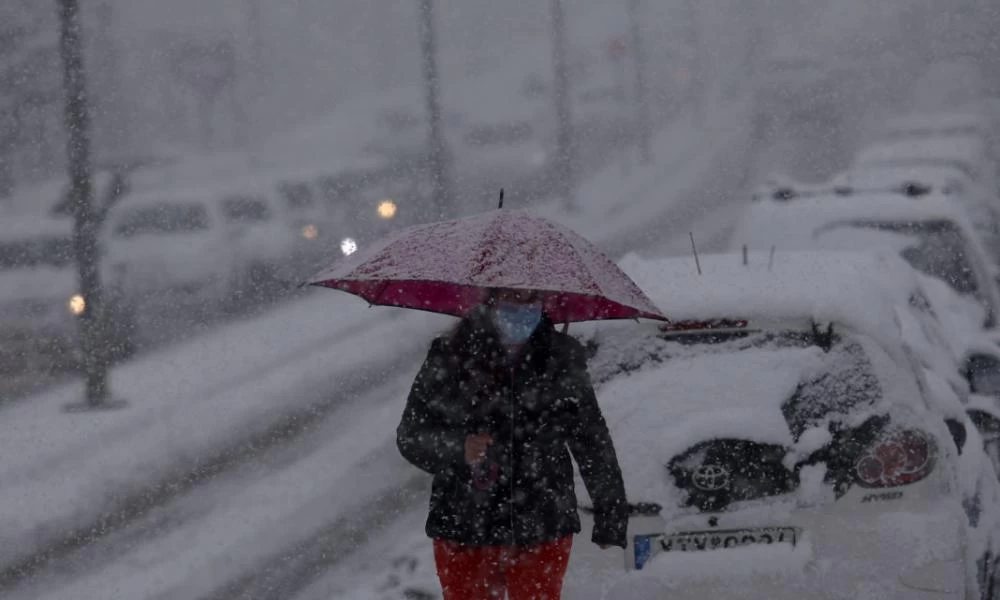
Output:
[417,0,453,219]
[549,0,575,209]
[57,0,121,409]
[628,0,652,164]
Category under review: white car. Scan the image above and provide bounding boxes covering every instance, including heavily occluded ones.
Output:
[0,216,134,373]
[564,250,1000,599]
[736,191,1000,333]
[853,134,997,195]
[104,192,244,313]
[830,164,1000,262]
[212,192,298,289]
[878,111,995,147]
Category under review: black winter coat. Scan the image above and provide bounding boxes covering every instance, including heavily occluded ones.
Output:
[397,308,629,548]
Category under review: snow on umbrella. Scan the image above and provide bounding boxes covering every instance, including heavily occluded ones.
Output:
[305,208,667,323]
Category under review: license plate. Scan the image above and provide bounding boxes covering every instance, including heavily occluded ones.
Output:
[631,527,800,570]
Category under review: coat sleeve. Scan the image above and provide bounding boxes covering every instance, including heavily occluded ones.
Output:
[396,339,467,475]
[563,339,630,548]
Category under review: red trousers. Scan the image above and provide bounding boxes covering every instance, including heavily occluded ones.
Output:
[433,536,573,600]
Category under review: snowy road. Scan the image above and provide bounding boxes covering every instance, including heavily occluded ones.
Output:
[1,94,753,600]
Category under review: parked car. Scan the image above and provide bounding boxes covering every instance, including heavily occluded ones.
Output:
[736,191,1000,334]
[103,192,244,315]
[853,134,997,196]
[830,164,1000,262]
[212,192,298,293]
[0,216,134,375]
[565,250,1000,599]
[878,111,995,149]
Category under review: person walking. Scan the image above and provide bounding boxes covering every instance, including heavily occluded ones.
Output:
[397,287,629,599]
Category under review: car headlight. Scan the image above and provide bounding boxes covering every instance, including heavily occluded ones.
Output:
[340,237,358,256]
[377,200,398,220]
[301,224,319,240]
[68,293,86,316]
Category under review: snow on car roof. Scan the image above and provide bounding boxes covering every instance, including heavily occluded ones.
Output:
[742,190,977,241]
[831,165,972,192]
[882,111,990,135]
[618,250,917,350]
[855,135,987,167]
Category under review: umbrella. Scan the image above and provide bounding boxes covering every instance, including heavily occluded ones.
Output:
[306,208,667,323]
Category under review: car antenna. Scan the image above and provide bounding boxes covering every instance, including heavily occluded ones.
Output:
[689,232,702,275]
[768,245,776,271]
[498,188,504,209]
[742,244,748,266]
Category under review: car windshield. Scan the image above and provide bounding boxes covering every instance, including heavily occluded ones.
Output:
[0,236,74,269]
[814,219,979,296]
[221,197,271,223]
[114,203,211,237]
[594,328,882,439]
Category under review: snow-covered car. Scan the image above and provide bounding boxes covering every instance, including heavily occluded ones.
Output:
[566,250,1000,599]
[736,191,1000,332]
[212,192,298,289]
[0,216,134,374]
[830,164,1000,262]
[104,192,244,313]
[878,111,995,147]
[853,134,997,195]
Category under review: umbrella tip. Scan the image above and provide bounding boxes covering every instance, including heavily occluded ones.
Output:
[498,188,504,209]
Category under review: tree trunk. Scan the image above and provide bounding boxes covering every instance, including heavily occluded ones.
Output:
[628,0,652,164]
[549,0,575,209]
[418,0,452,219]
[56,0,109,406]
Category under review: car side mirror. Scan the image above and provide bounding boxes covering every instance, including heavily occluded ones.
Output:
[964,353,1000,396]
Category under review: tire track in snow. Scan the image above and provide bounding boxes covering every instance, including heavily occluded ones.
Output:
[0,347,421,593]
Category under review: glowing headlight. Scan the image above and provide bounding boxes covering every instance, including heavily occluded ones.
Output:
[377,199,398,220]
[301,224,319,240]
[68,294,86,316]
[340,237,358,256]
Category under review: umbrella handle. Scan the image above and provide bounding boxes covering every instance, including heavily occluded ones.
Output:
[561,322,569,333]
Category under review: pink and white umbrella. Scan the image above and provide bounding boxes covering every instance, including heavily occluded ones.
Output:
[306,209,667,323]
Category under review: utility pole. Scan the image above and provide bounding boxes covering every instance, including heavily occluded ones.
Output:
[56,0,121,410]
[549,0,575,209]
[684,0,704,125]
[417,0,453,219]
[628,0,652,164]
[245,0,263,86]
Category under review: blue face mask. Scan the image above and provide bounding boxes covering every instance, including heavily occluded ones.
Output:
[491,302,543,344]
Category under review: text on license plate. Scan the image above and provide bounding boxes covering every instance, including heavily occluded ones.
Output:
[660,527,799,552]
[631,527,800,570]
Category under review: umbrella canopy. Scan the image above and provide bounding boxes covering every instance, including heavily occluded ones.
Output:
[307,209,667,323]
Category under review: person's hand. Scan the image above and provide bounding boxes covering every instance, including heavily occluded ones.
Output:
[464,433,493,465]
